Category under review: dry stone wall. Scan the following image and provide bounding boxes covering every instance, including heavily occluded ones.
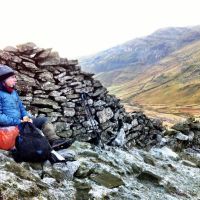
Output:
[163,117,200,151]
[0,43,126,141]
[0,42,164,148]
[123,111,164,149]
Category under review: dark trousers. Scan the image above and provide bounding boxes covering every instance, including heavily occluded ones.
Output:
[32,117,58,141]
[32,117,48,130]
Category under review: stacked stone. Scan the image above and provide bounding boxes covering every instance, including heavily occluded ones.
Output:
[163,117,200,151]
[124,111,164,149]
[0,42,126,142]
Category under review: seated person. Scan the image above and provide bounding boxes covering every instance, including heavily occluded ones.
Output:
[0,64,73,150]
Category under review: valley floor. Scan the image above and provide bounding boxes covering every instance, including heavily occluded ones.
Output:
[123,103,200,128]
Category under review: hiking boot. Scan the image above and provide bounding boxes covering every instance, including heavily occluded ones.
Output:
[42,122,60,141]
[50,138,75,151]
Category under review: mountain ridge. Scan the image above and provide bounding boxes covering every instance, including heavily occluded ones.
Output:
[80,26,200,76]
[80,25,200,119]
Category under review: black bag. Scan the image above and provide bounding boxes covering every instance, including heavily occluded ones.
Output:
[13,122,52,163]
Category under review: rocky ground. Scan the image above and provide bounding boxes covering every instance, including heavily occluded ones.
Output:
[1,139,200,200]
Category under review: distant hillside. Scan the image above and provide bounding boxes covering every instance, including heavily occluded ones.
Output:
[108,40,200,114]
[80,26,200,76]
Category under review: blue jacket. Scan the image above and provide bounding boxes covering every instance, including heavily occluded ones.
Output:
[0,83,28,126]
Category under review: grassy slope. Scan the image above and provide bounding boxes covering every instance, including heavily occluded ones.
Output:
[107,40,200,122]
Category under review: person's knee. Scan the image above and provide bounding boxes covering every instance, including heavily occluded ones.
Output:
[40,117,48,125]
[33,117,48,129]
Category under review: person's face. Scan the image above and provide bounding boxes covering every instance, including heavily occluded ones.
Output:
[4,75,17,88]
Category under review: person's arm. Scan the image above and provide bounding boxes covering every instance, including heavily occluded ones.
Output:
[15,91,28,118]
[18,98,28,118]
[16,92,33,122]
[0,97,21,126]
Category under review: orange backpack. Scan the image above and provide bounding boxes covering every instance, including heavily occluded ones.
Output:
[0,126,19,150]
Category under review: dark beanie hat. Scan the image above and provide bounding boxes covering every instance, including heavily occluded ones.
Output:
[0,65,15,82]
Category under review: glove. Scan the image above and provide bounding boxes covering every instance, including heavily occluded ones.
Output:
[21,116,33,123]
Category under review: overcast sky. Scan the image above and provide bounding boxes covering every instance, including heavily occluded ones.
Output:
[0,0,199,59]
